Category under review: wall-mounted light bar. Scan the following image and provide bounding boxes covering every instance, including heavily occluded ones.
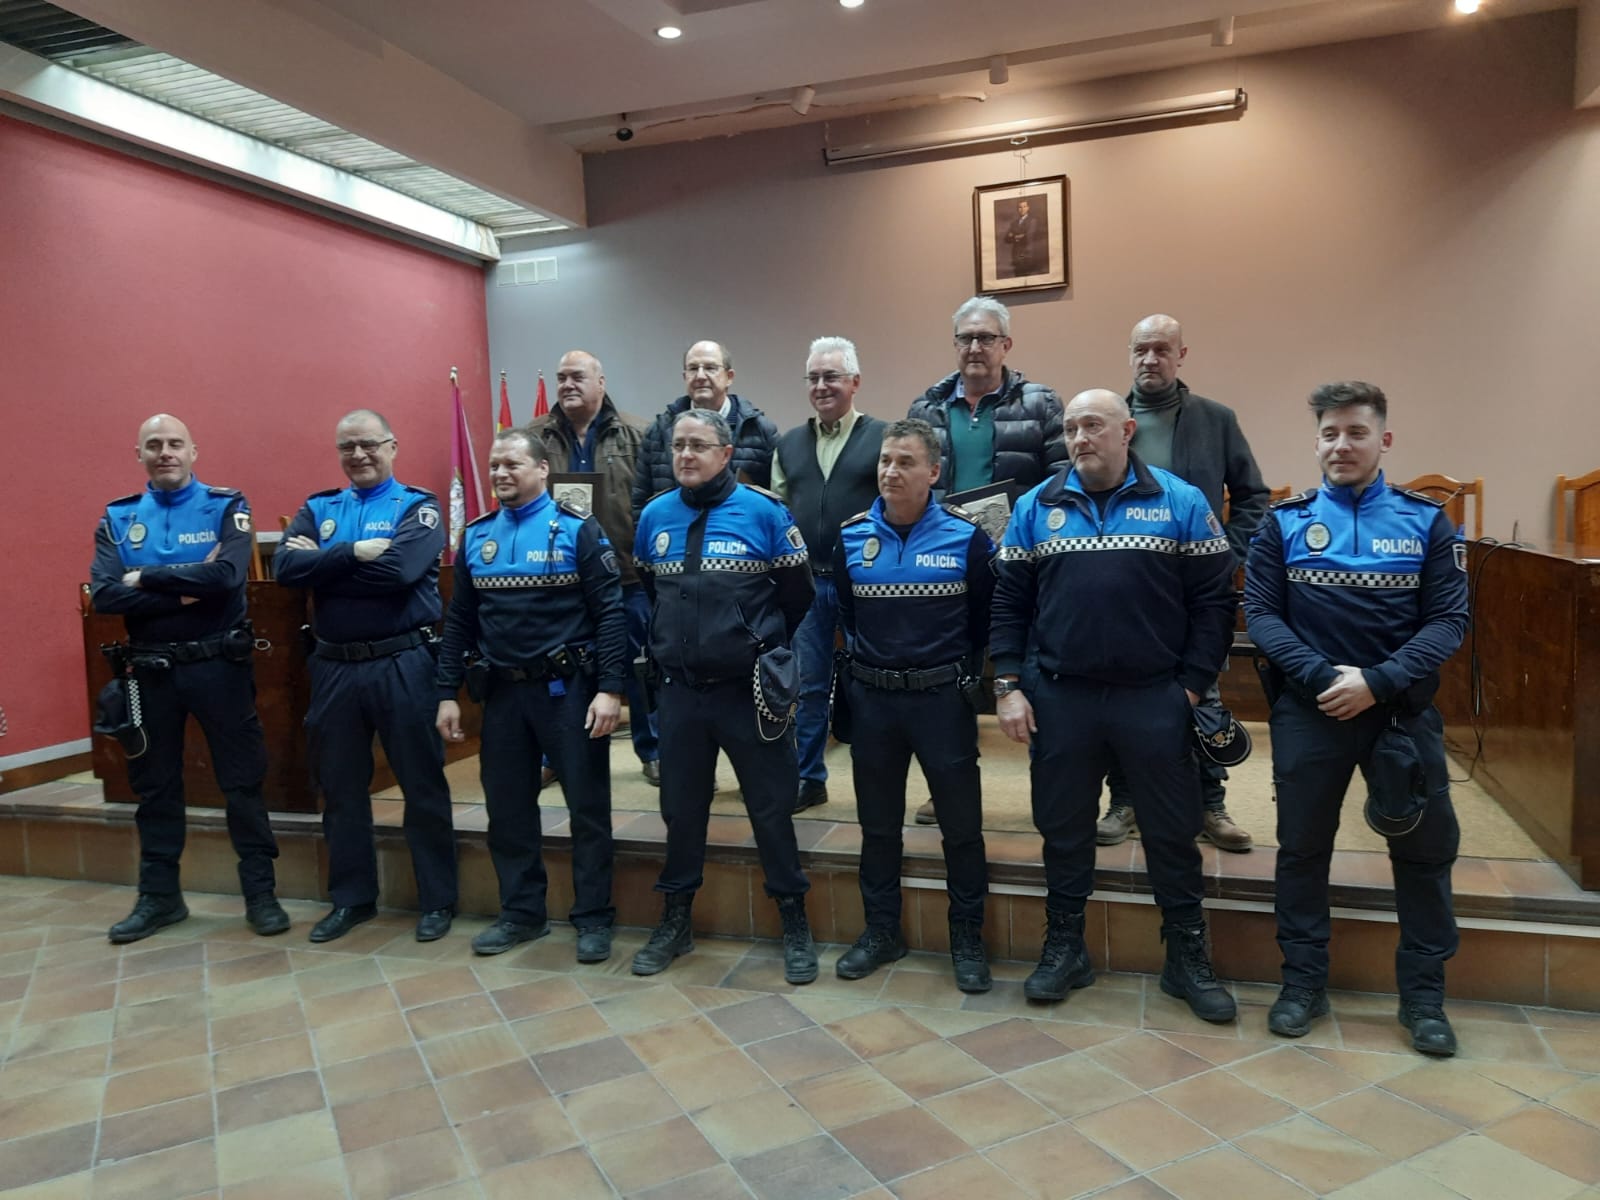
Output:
[822,87,1245,166]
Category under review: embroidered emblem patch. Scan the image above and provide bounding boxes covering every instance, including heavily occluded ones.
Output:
[319,519,336,541]
[1205,510,1223,538]
[233,511,252,533]
[862,536,880,563]
[1305,522,1331,553]
[1453,543,1467,573]
[417,506,439,529]
[128,522,147,546]
[785,526,804,550]
[1046,508,1066,531]
[654,530,670,556]
[481,539,498,564]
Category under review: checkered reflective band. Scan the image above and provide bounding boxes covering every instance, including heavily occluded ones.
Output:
[646,561,685,575]
[772,550,809,568]
[703,558,772,574]
[474,573,582,588]
[1287,567,1421,589]
[1179,536,1233,556]
[1033,535,1180,557]
[997,545,1034,562]
[851,581,968,598]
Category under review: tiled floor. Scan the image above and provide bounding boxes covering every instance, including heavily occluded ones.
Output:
[2,877,1599,1200]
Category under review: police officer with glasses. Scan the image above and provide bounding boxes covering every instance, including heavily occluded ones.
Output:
[833,418,996,992]
[277,410,458,944]
[435,428,628,961]
[91,414,286,943]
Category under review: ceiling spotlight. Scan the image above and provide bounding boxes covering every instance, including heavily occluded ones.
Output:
[790,85,816,115]
[1453,0,1480,10]
[839,0,865,8]
[655,25,682,39]
[988,56,1009,85]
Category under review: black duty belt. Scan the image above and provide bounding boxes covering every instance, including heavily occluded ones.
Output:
[849,661,961,692]
[489,644,589,683]
[317,630,427,662]
[129,632,229,664]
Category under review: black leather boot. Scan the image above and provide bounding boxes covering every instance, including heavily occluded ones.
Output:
[1159,918,1237,1023]
[1268,985,1329,1037]
[1399,1000,1458,1057]
[949,920,992,994]
[109,893,189,944]
[632,893,694,976]
[835,925,907,980]
[1023,909,1094,1001]
[775,895,818,985]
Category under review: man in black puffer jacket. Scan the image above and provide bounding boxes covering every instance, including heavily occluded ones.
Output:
[631,339,778,520]
[909,296,1066,501]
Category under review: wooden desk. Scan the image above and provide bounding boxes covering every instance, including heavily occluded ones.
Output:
[1437,540,1600,888]
[83,573,480,813]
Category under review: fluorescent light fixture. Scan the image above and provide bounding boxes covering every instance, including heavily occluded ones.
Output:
[988,56,1009,85]
[790,85,816,115]
[1453,0,1480,11]
[839,0,865,8]
[823,88,1246,166]
[656,25,683,39]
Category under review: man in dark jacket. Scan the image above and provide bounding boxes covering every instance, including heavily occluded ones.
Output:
[630,340,778,518]
[1096,314,1270,853]
[772,336,885,812]
[530,350,659,784]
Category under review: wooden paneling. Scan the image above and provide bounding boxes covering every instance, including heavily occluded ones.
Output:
[1555,470,1600,546]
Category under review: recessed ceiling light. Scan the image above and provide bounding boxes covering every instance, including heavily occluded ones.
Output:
[656,25,683,39]
[1453,0,1480,12]
[839,0,865,9]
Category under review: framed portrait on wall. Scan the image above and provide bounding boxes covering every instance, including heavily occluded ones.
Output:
[973,175,1068,295]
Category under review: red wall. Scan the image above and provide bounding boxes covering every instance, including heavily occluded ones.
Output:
[0,115,492,756]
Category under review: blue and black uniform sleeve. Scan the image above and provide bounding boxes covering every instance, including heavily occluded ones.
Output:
[1177,497,1239,696]
[276,495,444,594]
[832,537,856,646]
[770,505,815,640]
[1243,514,1339,697]
[989,496,1037,678]
[1361,508,1468,702]
[435,558,480,697]
[90,519,183,616]
[576,518,630,693]
[135,494,252,598]
[964,525,998,662]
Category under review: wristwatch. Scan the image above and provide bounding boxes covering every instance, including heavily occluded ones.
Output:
[993,678,1023,697]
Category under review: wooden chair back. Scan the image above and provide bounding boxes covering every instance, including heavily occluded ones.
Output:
[1555,469,1600,546]
[1221,484,1293,525]
[1400,474,1482,540]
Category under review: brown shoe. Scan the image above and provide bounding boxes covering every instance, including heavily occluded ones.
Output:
[913,799,937,826]
[1096,804,1136,846]
[1200,806,1254,852]
[540,765,559,788]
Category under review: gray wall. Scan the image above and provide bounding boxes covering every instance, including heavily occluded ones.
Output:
[488,11,1600,542]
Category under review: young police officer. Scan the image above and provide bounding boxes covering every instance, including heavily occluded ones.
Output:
[91,414,286,943]
[436,428,628,961]
[834,419,995,992]
[1245,381,1468,1055]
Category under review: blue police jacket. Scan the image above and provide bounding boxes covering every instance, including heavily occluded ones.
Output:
[91,477,253,641]
[275,476,444,643]
[991,453,1236,693]
[833,496,996,670]
[633,469,814,684]
[435,490,629,695]
[1243,471,1468,705]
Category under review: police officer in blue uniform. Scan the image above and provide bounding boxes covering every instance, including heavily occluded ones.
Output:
[91,414,286,943]
[276,410,458,944]
[1245,381,1468,1056]
[993,390,1238,1020]
[630,410,819,983]
[833,418,996,992]
[435,427,628,961]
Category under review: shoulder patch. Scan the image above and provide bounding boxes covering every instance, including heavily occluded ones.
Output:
[556,499,590,520]
[646,486,675,506]
[310,486,344,499]
[415,505,440,529]
[106,492,142,508]
[940,503,984,529]
[840,510,873,527]
[1393,485,1447,507]
[1270,489,1317,510]
[743,484,786,505]
[465,510,497,528]
[206,485,243,498]
[402,485,440,502]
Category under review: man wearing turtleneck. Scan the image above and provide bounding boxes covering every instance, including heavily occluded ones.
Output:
[91,414,285,944]
[277,410,458,945]
[1097,314,1270,855]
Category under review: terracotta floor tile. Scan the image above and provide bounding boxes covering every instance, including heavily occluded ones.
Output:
[0,1079,104,1140]
[983,1123,1132,1199]
[630,1162,753,1200]
[923,1078,1055,1148]
[1155,1065,1297,1139]
[214,1109,341,1187]
[209,1002,307,1052]
[1537,1028,1600,1074]
[535,1032,645,1094]
[1148,1144,1315,1200]
[206,976,300,1022]
[389,966,483,1009]
[1007,1054,1142,1120]
[589,1114,721,1193]
[88,1138,217,1200]
[1229,1046,1368,1107]
[1470,1062,1587,1101]
[210,1031,315,1089]
[1032,1020,1127,1054]
[509,1003,610,1054]
[1549,1077,1600,1127]
[948,1017,1074,1074]
[1406,1132,1587,1200]
[119,940,206,979]
[595,984,698,1034]
[320,1046,430,1105]
[434,1058,549,1123]
[96,1093,215,1164]
[875,969,969,1011]
[1019,982,1143,1029]
[730,1133,878,1200]
[1313,1086,1463,1158]
[1381,1061,1531,1127]
[207,949,293,990]
[892,1153,1035,1200]
[488,975,587,1021]
[20,983,117,1026]
[694,1085,821,1159]
[1074,1093,1219,1172]
[292,956,387,999]
[403,992,501,1041]
[332,1082,446,1154]
[102,1054,210,1116]
[479,1146,613,1200]
[456,1097,580,1172]
[653,1045,772,1111]
[787,1063,912,1129]
[417,1024,524,1079]
[563,1071,682,1141]
[0,1123,97,1191]
[214,1069,326,1135]
[745,1026,860,1084]
[1484,1104,1600,1184]
[624,1012,734,1069]
[707,994,817,1045]
[7,1011,113,1060]
[220,1158,350,1200]
[343,1125,468,1200]
[1085,1029,1213,1090]
[1236,1112,1393,1193]
[825,1007,937,1060]
[0,1046,110,1099]
[1299,1046,1417,1083]
[834,1104,970,1183]
[118,966,204,1006]
[109,1023,211,1073]
[301,983,400,1029]
[310,1010,413,1066]
[871,1038,992,1101]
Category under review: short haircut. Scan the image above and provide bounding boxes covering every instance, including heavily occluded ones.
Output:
[494,427,549,464]
[683,341,733,372]
[881,418,940,466]
[952,295,1011,336]
[1308,381,1388,424]
[808,336,860,375]
[673,408,731,445]
[338,408,393,435]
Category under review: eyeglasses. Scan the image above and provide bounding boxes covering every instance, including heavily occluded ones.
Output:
[954,333,1004,349]
[804,371,852,387]
[670,439,724,455]
[336,438,395,455]
[684,362,727,377]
